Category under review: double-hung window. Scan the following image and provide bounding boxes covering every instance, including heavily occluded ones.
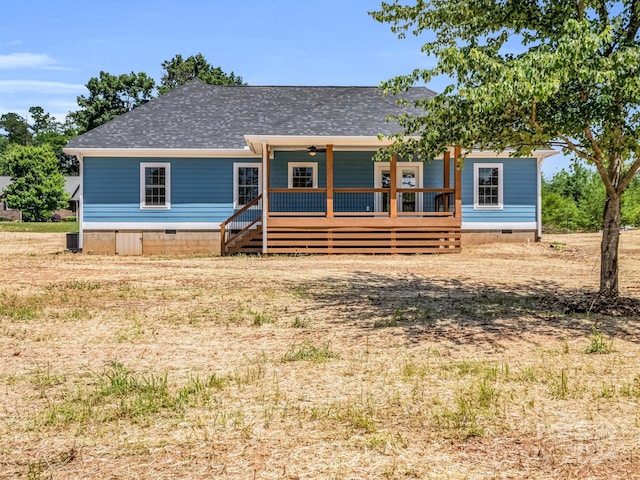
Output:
[288,162,318,188]
[140,163,171,210]
[233,163,262,208]
[474,163,503,210]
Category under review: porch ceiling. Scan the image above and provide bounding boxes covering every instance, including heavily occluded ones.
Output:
[244,135,406,155]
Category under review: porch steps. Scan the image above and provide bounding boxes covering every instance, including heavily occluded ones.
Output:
[266,226,461,254]
[225,225,263,255]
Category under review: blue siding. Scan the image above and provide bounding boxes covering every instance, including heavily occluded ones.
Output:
[270,151,327,188]
[461,158,537,223]
[334,152,375,188]
[334,152,376,212]
[423,159,445,188]
[83,157,258,223]
[83,154,537,226]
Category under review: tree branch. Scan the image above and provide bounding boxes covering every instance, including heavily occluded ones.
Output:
[557,135,597,163]
[583,126,605,161]
[576,0,585,19]
[597,0,609,24]
[625,0,640,45]
[618,156,640,193]
[582,127,618,196]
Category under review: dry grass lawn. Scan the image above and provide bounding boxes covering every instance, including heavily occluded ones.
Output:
[1,231,639,479]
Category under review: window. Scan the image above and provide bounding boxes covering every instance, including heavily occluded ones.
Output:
[288,162,318,188]
[233,163,262,208]
[140,163,170,209]
[474,163,503,209]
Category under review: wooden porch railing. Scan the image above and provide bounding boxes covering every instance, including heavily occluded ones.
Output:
[220,187,459,255]
[267,188,456,217]
[220,194,263,255]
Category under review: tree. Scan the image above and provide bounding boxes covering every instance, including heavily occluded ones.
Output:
[372,0,640,297]
[28,106,58,136]
[3,145,69,221]
[158,53,244,95]
[0,112,32,145]
[621,175,640,226]
[545,163,593,204]
[543,166,640,231]
[71,71,156,133]
[541,184,580,231]
[0,137,8,174]
[26,107,80,175]
[576,174,607,231]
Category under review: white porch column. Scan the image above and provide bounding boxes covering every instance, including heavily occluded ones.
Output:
[537,157,543,242]
[262,140,269,255]
[78,153,84,250]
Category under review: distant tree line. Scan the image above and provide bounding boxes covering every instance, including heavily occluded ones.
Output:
[543,164,640,232]
[70,53,244,134]
[0,53,242,221]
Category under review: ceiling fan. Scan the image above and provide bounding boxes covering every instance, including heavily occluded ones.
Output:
[307,146,327,156]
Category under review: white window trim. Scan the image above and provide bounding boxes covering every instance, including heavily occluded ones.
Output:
[373,162,423,212]
[288,162,318,188]
[233,162,262,208]
[474,163,503,210]
[140,162,171,210]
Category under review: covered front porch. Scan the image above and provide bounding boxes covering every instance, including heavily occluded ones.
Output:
[222,144,463,255]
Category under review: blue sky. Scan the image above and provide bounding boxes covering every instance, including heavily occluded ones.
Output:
[0,0,568,174]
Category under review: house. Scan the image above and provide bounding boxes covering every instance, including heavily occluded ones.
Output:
[0,176,81,221]
[64,79,556,256]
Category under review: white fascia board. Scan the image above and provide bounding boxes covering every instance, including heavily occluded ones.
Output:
[456,148,559,161]
[244,135,409,154]
[62,148,260,159]
[83,222,222,230]
[461,222,537,230]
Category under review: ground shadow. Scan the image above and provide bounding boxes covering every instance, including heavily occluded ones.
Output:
[289,271,640,347]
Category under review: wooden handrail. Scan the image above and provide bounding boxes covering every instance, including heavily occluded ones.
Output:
[226,216,261,245]
[220,194,263,255]
[220,194,263,229]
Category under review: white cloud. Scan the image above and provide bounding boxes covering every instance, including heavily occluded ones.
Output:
[0,80,85,94]
[0,53,58,69]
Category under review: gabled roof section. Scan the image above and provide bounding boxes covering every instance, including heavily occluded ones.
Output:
[65,78,436,151]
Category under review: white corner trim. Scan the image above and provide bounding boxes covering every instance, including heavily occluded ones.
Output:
[536,158,543,240]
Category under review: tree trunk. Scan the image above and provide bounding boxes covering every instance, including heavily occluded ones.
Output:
[599,192,621,297]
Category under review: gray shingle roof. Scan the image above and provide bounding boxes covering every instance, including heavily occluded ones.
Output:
[66,79,436,150]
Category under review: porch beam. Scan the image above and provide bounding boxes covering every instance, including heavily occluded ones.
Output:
[390,154,397,217]
[454,146,462,218]
[326,144,334,218]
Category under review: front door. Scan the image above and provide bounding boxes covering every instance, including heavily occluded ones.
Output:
[374,163,423,213]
